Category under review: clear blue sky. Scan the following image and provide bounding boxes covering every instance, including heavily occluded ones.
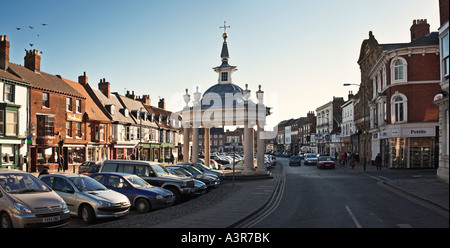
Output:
[1,0,440,128]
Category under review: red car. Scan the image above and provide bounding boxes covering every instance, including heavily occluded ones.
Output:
[317,156,335,169]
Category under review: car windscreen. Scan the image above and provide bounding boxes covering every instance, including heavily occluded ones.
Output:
[124,175,150,188]
[69,176,107,191]
[319,156,334,161]
[150,164,170,176]
[0,173,52,194]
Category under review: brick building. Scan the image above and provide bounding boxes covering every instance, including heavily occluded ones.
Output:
[365,19,441,169]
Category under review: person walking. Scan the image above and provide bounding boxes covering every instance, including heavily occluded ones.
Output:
[58,155,65,172]
[375,153,382,171]
[350,153,355,169]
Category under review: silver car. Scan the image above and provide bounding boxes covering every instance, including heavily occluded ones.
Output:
[39,174,130,224]
[0,169,70,228]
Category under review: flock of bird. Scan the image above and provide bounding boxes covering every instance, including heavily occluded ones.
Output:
[15,23,48,54]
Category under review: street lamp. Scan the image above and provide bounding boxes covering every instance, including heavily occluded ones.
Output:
[343,83,366,171]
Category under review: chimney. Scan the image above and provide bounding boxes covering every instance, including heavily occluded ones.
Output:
[410,19,430,41]
[348,91,354,101]
[139,94,151,105]
[98,78,110,98]
[158,98,165,109]
[78,71,88,85]
[125,90,135,100]
[24,49,41,72]
[439,0,449,27]
[0,35,10,70]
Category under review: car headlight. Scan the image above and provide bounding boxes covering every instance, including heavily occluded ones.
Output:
[156,195,163,200]
[14,202,32,213]
[98,200,114,207]
[61,200,68,210]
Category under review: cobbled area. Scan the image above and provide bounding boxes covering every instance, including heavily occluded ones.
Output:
[89,180,240,228]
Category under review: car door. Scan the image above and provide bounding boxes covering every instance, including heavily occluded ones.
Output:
[46,176,77,214]
[104,175,136,203]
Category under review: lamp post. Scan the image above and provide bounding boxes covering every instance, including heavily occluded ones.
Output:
[343,83,366,171]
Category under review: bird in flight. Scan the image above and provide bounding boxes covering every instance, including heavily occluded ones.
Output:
[29,44,34,47]
[16,27,21,30]
[29,26,34,29]
[42,23,48,26]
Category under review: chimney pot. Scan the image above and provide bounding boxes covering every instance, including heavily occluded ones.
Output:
[410,19,430,41]
[98,78,110,99]
[24,49,41,72]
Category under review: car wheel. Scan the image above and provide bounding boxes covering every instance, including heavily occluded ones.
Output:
[0,213,12,228]
[166,187,182,205]
[80,204,95,224]
[135,198,151,213]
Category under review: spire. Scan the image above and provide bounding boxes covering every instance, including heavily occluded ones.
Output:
[214,21,237,85]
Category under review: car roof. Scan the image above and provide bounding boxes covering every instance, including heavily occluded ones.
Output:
[40,174,89,178]
[91,172,133,177]
[0,169,29,175]
[102,159,161,165]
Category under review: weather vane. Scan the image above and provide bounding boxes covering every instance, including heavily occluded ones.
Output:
[220,21,230,40]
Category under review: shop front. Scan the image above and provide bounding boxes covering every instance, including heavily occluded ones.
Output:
[377,125,438,169]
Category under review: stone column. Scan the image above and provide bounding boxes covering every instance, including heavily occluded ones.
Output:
[192,128,199,163]
[183,127,190,163]
[204,128,211,168]
[192,87,201,163]
[242,84,253,174]
[256,123,266,173]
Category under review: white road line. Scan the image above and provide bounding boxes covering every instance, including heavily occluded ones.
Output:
[345,205,362,228]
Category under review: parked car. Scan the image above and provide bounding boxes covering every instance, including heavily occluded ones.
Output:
[199,158,221,170]
[317,156,336,169]
[265,154,277,166]
[90,172,174,213]
[289,156,302,166]
[78,161,102,174]
[99,160,196,205]
[304,153,319,165]
[167,168,206,196]
[220,160,245,170]
[82,163,102,176]
[39,174,130,224]
[186,162,225,181]
[167,165,220,189]
[0,169,70,228]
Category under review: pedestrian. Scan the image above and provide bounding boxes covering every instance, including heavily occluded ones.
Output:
[375,153,382,171]
[350,153,355,169]
[170,154,174,164]
[340,153,346,166]
[130,153,136,160]
[58,155,65,172]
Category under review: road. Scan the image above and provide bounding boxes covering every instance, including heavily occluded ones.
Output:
[251,157,449,228]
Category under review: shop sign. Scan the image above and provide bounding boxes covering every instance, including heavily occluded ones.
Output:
[402,127,435,137]
[67,113,82,122]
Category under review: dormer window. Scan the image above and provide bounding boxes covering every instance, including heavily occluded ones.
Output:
[124,108,129,117]
[111,105,116,115]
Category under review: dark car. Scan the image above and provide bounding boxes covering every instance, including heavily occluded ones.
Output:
[167,168,206,196]
[289,156,301,166]
[317,156,336,169]
[181,162,225,181]
[167,165,220,189]
[90,172,174,213]
[78,161,102,174]
[99,160,195,205]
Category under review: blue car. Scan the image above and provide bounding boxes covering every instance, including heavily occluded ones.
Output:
[90,172,174,213]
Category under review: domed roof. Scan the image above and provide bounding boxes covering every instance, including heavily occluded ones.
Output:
[201,83,245,109]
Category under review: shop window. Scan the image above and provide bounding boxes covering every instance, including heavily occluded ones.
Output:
[67,147,84,164]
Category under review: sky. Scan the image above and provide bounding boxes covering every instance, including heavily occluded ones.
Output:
[1,0,441,129]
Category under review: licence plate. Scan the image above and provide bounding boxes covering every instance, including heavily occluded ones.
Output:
[43,216,60,223]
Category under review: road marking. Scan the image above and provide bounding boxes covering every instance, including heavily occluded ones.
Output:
[345,205,362,228]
